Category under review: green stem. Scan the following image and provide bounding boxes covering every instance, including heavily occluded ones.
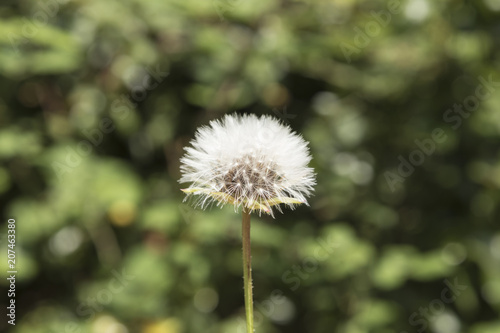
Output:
[242,209,254,333]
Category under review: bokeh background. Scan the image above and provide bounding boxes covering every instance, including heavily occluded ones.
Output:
[1,0,500,332]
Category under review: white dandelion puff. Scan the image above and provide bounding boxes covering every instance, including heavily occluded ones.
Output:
[179,113,316,217]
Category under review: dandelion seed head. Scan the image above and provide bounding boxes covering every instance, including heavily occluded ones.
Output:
[179,113,316,216]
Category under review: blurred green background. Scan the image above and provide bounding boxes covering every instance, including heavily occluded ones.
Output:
[1,0,500,332]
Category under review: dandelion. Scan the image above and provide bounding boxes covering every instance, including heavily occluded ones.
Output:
[179,113,315,216]
[179,113,316,332]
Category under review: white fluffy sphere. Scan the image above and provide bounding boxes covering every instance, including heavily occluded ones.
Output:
[179,114,316,216]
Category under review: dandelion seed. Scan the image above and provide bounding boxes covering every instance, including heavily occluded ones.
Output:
[179,113,316,216]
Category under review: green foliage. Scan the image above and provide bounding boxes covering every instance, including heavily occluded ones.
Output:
[0,0,499,332]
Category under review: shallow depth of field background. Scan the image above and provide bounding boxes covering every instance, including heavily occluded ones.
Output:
[1,0,500,333]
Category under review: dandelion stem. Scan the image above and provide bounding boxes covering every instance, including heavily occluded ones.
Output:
[242,209,254,333]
